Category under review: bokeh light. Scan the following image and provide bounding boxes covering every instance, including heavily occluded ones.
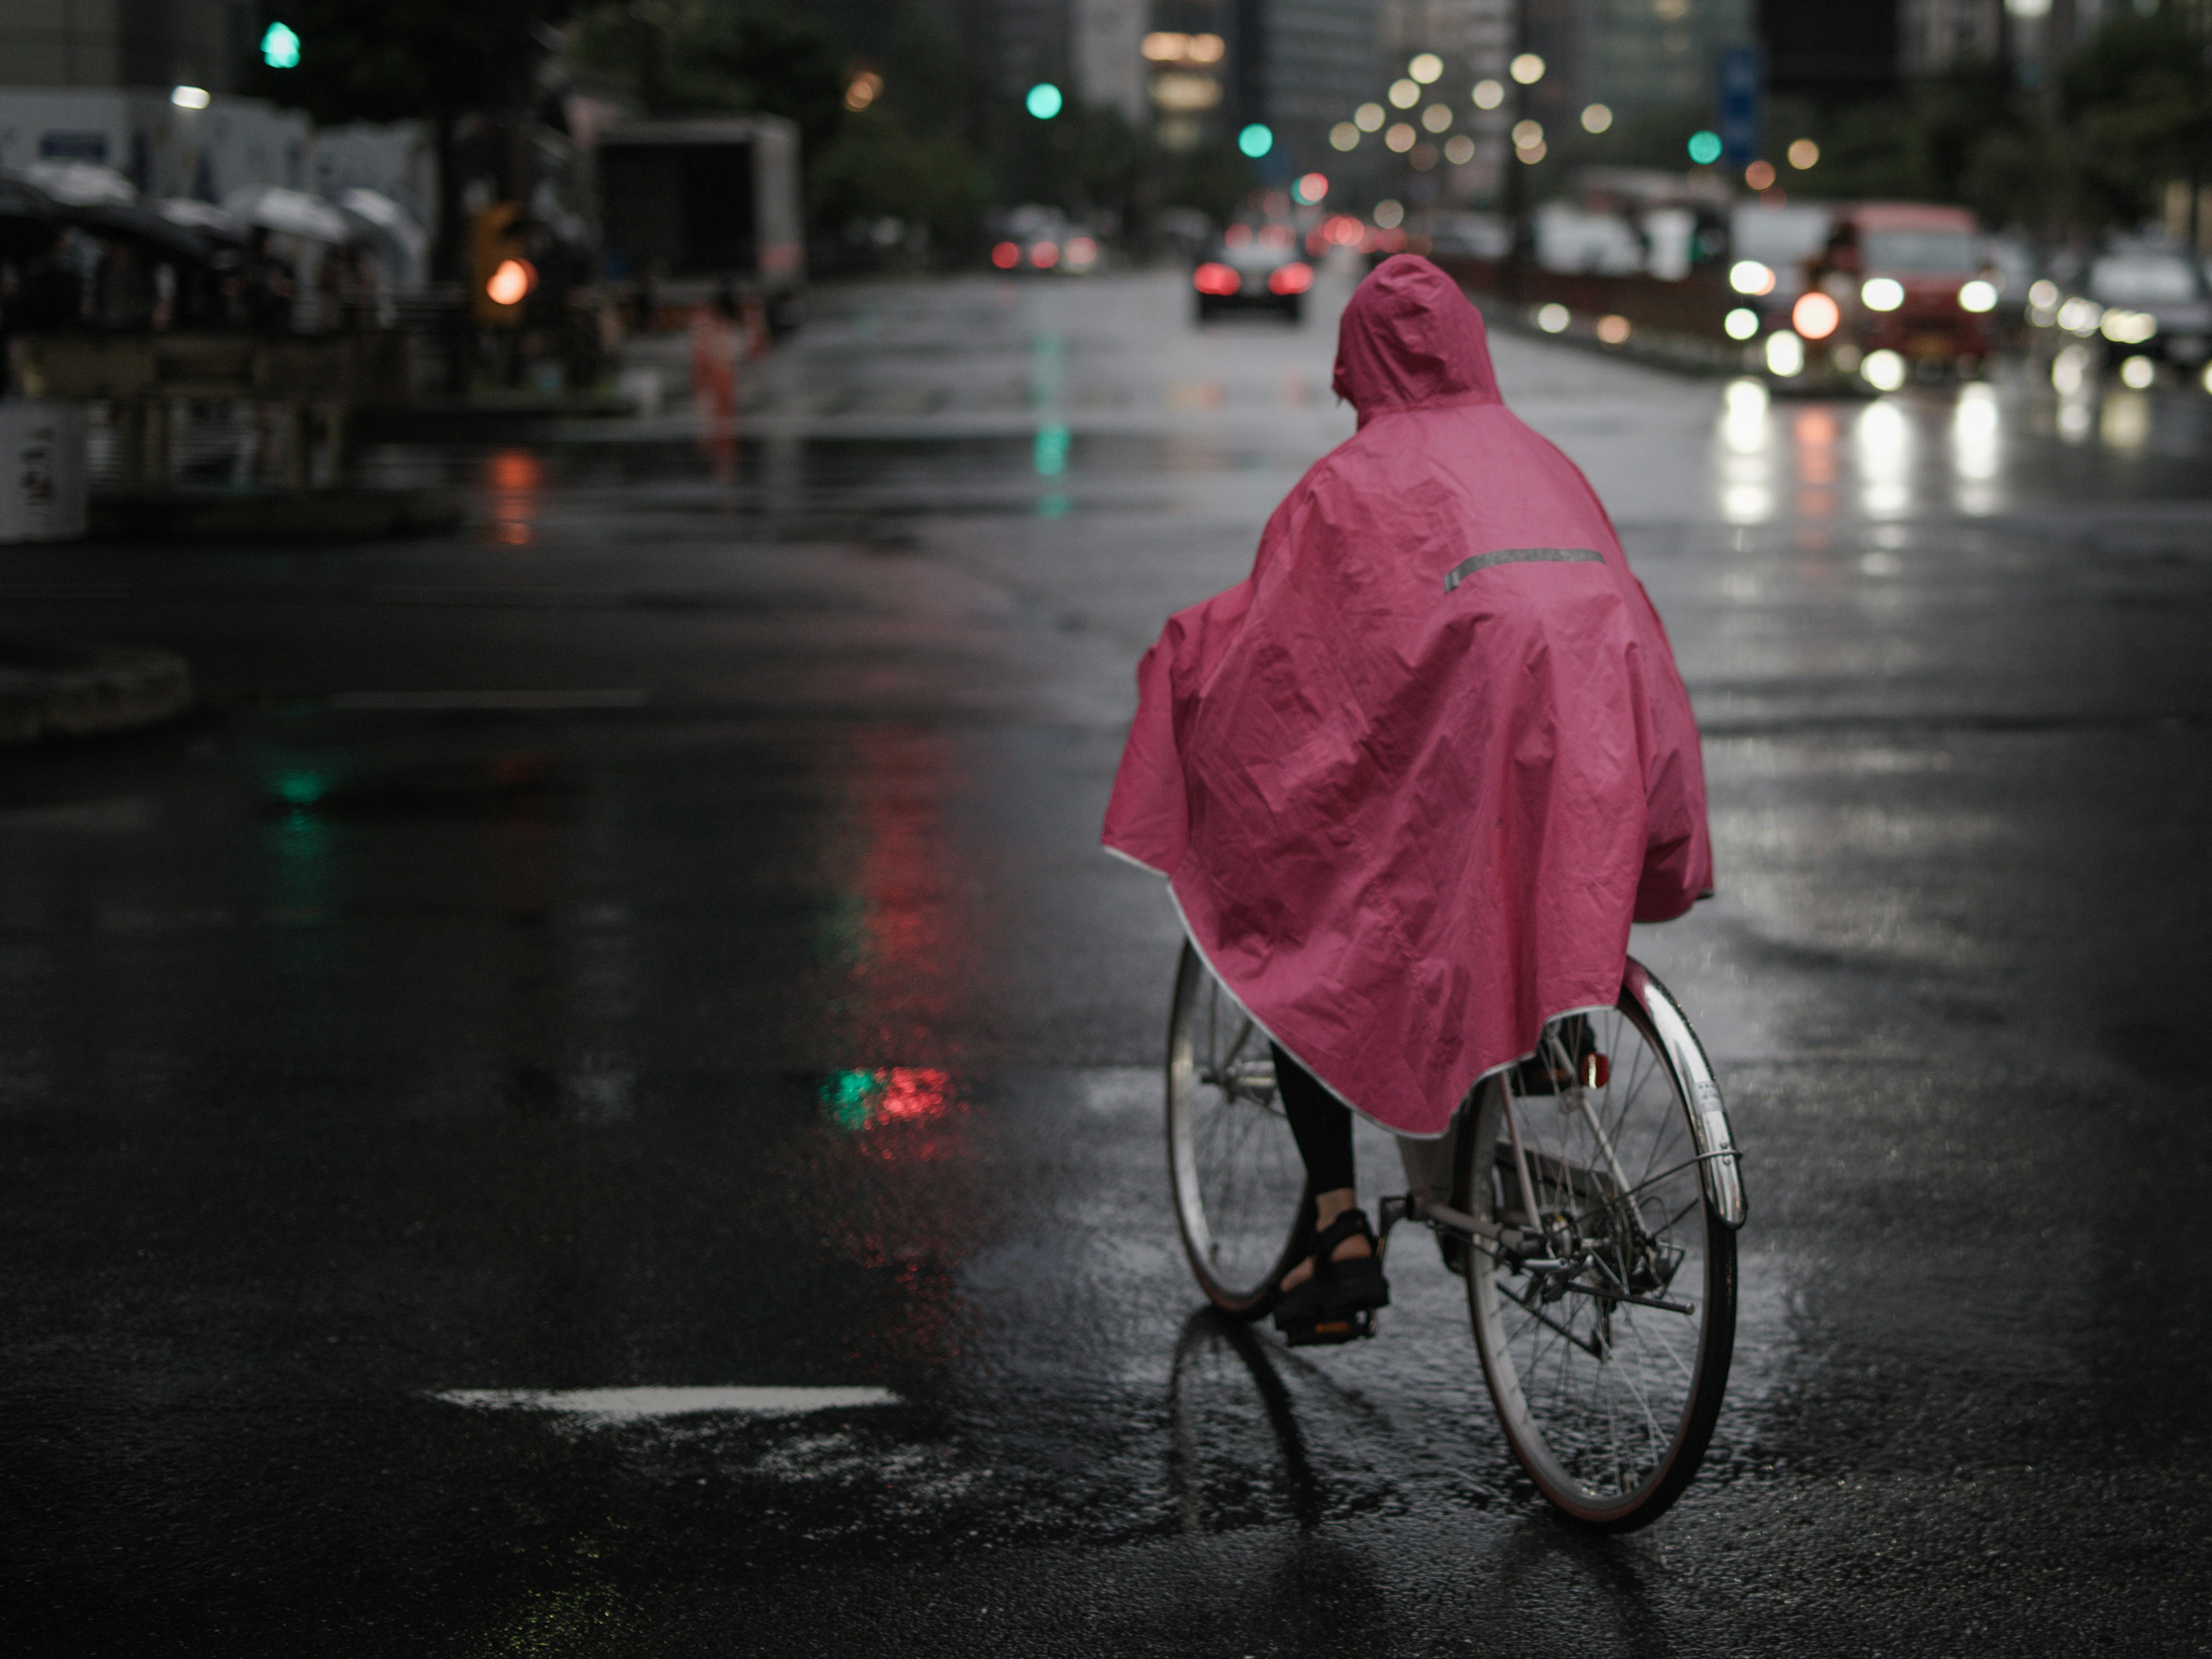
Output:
[1510,53,1546,84]
[1687,130,1722,165]
[1409,52,1443,83]
[1025,82,1062,119]
[1791,291,1840,339]
[1581,104,1612,133]
[1724,308,1759,340]
[1730,260,1776,296]
[1787,138,1819,169]
[1472,79,1505,109]
[1860,349,1907,391]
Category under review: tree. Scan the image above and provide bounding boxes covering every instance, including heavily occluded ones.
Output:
[809,107,990,256]
[2063,10,2212,233]
[566,2,850,159]
[237,1,571,278]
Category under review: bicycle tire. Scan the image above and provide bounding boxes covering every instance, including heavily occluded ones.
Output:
[1461,961,1740,1529]
[1166,941,1312,1317]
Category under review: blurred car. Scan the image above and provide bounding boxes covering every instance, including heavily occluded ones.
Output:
[990,204,1099,274]
[1421,211,1510,262]
[1804,202,2001,374]
[2082,244,2211,372]
[1192,220,1311,323]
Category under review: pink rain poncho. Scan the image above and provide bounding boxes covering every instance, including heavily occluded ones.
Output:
[1104,255,1712,1137]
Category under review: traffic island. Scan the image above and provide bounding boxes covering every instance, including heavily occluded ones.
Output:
[0,639,194,744]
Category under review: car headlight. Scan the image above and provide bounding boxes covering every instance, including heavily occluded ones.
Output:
[1729,260,1775,296]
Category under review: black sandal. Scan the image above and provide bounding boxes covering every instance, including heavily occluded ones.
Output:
[1271,1207,1390,1347]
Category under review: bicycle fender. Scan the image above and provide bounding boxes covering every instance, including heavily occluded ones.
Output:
[1622,957,1748,1230]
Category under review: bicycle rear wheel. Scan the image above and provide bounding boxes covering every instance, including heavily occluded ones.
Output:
[1462,961,1740,1529]
[1166,942,1312,1317]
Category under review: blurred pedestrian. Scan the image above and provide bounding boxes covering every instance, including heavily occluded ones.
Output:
[237,229,294,332]
[1103,256,1713,1345]
[690,289,744,479]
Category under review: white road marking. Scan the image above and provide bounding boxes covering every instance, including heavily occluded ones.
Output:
[330,689,648,711]
[433,1385,899,1421]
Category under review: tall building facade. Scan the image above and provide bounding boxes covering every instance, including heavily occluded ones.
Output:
[0,0,252,93]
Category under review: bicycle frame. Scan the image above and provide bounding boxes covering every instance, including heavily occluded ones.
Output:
[1378,960,1747,1260]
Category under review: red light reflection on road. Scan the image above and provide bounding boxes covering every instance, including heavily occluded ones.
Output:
[482,448,543,546]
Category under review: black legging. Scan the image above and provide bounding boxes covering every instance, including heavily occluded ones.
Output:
[1271,1043,1355,1194]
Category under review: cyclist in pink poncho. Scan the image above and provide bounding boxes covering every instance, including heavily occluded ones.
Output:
[1104,255,1713,1342]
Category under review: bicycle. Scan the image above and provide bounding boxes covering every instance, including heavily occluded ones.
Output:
[1165,942,1747,1531]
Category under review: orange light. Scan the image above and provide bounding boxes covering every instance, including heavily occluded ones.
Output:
[1029,241,1059,268]
[1744,159,1776,191]
[1267,262,1313,296]
[486,257,535,306]
[1194,262,1241,296]
[1791,291,1841,340]
[990,240,1020,269]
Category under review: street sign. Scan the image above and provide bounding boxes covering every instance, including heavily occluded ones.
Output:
[1717,45,1762,170]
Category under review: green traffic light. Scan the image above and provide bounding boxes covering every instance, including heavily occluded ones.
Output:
[260,20,300,68]
[1026,82,1063,119]
[1687,129,1722,165]
[1238,124,1274,158]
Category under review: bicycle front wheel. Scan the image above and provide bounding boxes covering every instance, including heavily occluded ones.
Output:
[1463,963,1739,1529]
[1166,941,1311,1317]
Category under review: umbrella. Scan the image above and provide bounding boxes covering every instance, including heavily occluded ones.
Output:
[222,185,353,244]
[20,159,135,207]
[64,199,215,264]
[336,188,429,291]
[0,172,61,222]
[0,171,61,258]
[158,199,247,243]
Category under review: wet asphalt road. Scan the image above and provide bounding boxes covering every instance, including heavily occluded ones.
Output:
[5,263,2211,1656]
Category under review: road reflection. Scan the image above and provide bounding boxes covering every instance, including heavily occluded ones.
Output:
[1710,371,2211,529]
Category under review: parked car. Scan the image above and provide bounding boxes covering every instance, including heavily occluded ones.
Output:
[1192,219,1310,323]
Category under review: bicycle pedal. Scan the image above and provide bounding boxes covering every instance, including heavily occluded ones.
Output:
[1281,1308,1377,1347]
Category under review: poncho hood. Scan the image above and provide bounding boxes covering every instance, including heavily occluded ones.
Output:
[1331,254,1503,423]
[1107,256,1712,1137]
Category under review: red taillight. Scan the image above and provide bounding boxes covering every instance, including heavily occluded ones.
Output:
[1194,262,1241,297]
[1029,241,1060,268]
[1267,262,1313,296]
[990,241,1020,270]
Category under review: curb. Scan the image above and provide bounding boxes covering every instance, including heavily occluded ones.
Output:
[0,640,195,745]
[90,488,466,543]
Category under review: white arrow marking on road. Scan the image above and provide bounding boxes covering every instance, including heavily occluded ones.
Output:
[433,1385,899,1421]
